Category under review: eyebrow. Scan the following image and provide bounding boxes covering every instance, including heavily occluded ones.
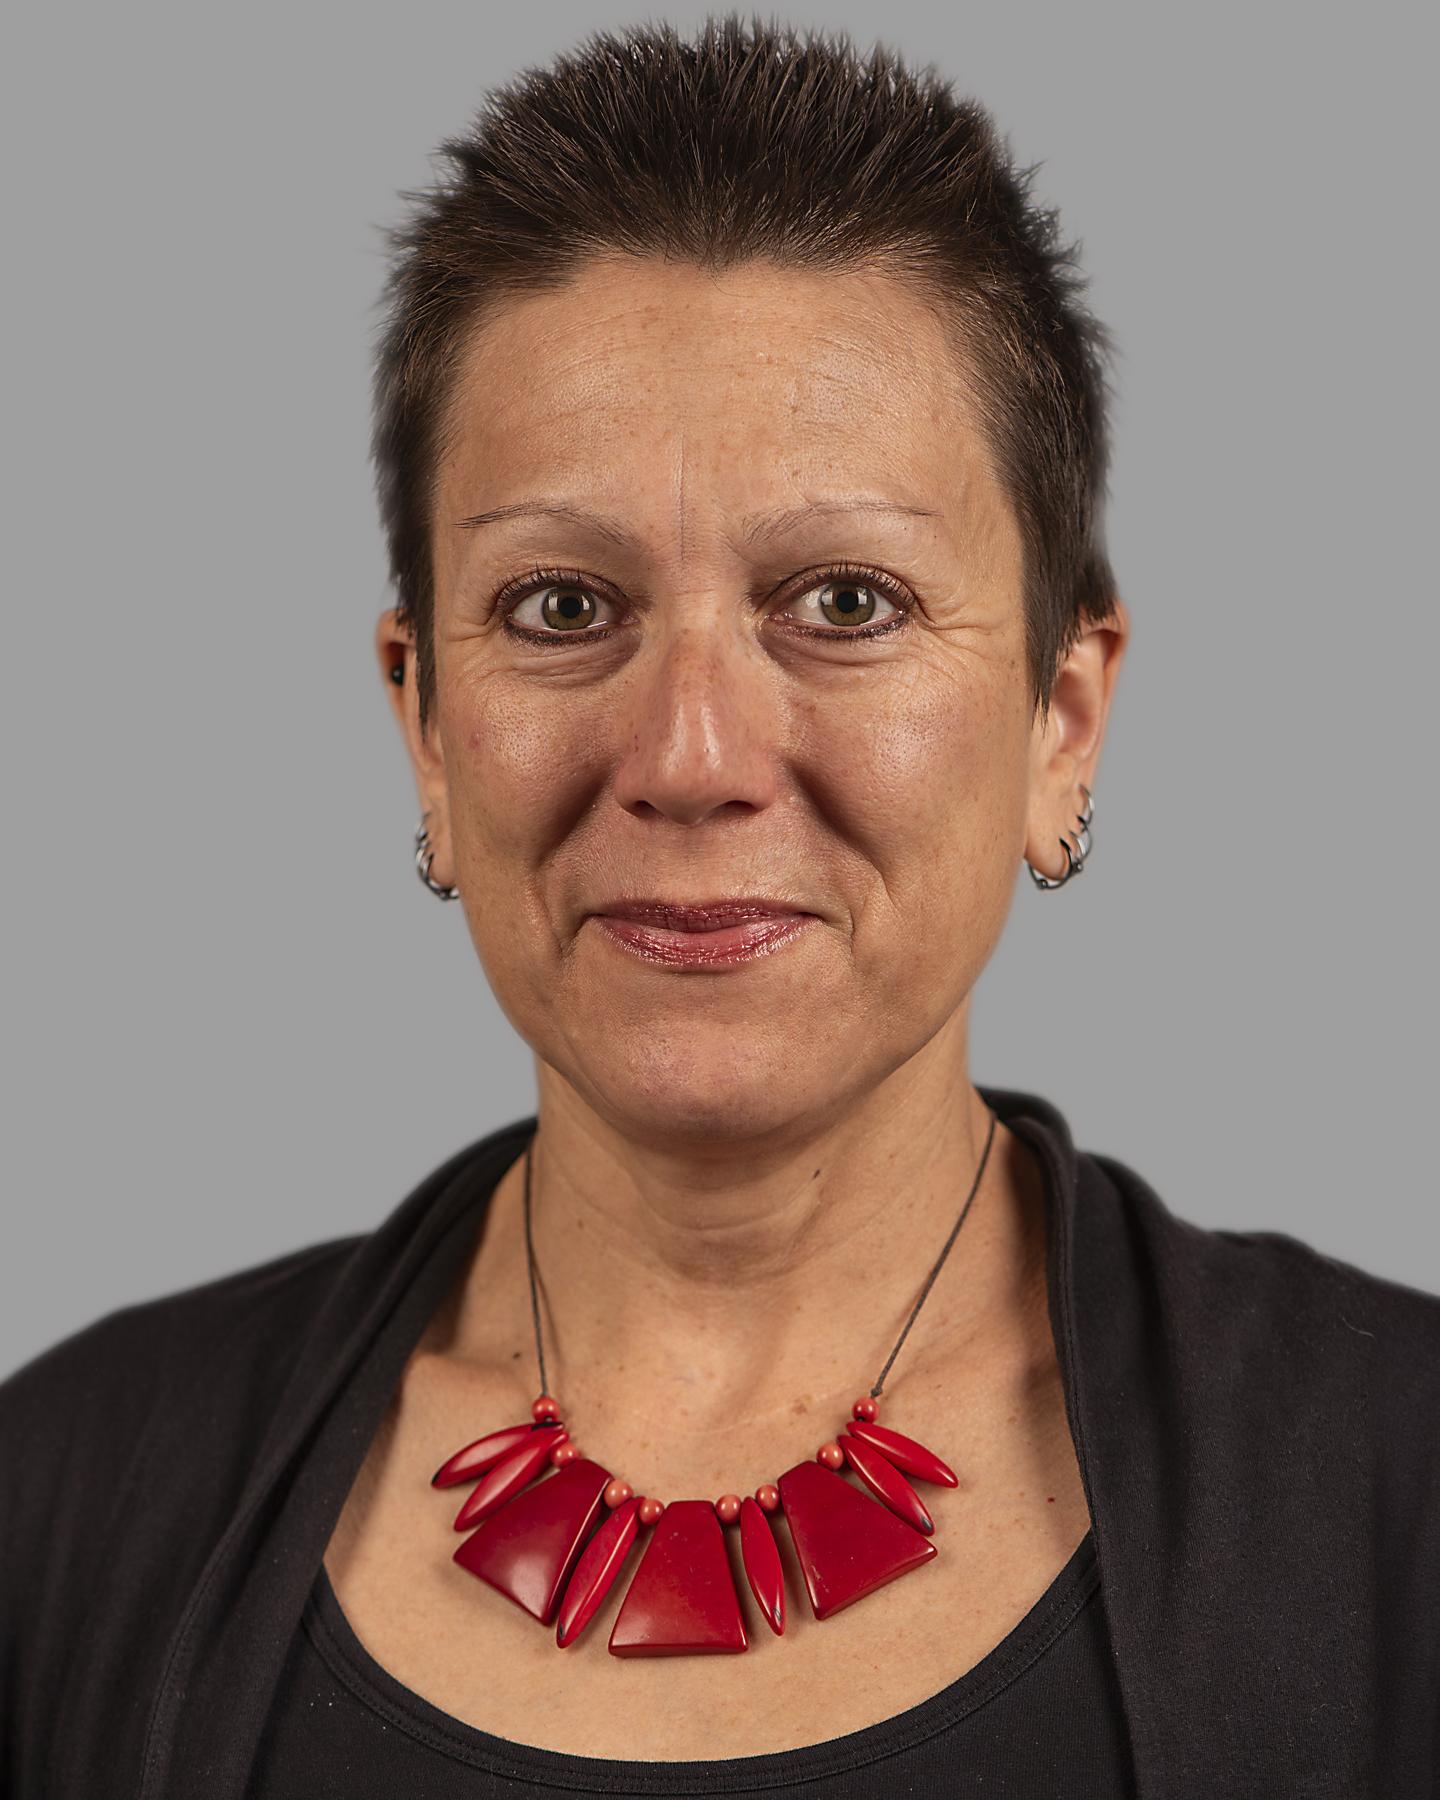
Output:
[452,496,941,545]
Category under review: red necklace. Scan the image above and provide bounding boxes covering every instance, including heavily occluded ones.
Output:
[430,1106,996,1656]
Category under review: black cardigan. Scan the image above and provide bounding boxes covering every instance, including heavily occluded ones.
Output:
[2,1085,1437,1799]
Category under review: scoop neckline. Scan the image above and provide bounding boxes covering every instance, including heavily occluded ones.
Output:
[303,1524,1099,1793]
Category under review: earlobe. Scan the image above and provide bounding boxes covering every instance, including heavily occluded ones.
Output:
[1026,785,1094,890]
[1023,605,1127,886]
[415,810,462,901]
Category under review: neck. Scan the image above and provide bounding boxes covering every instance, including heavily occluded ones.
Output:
[438,1034,1053,1474]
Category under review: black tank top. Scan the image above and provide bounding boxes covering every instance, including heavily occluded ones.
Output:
[246,1526,1134,1796]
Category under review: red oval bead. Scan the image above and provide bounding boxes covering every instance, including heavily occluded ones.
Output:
[430,1421,541,1488]
[453,1429,569,1531]
[532,1394,561,1422]
[739,1495,786,1634]
[552,1441,580,1467]
[603,1478,634,1508]
[845,1419,958,1487]
[755,1483,781,1513]
[555,1494,643,1647]
[841,1433,935,1533]
[637,1496,665,1526]
[852,1396,879,1422]
[714,1493,741,1524]
[817,1440,845,1470]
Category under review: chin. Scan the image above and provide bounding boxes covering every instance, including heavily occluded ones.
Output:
[576,1042,826,1147]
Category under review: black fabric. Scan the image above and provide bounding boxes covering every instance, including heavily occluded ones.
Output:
[2,1084,1437,1800]
[247,1529,1133,1796]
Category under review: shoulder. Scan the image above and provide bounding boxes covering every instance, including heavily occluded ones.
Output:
[1,1231,360,1421]
[1076,1144,1440,1515]
[0,1232,363,1542]
[0,1113,531,1474]
[1072,1142,1440,1765]
[1085,1143,1440,1367]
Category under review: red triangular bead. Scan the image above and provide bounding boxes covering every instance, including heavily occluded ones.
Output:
[845,1419,958,1487]
[739,1496,785,1635]
[841,1434,934,1533]
[776,1458,936,1620]
[454,1457,611,1623]
[608,1500,748,1656]
[555,1495,643,1647]
[432,1421,561,1488]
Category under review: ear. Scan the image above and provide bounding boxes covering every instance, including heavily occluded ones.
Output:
[1024,597,1131,881]
[374,608,454,886]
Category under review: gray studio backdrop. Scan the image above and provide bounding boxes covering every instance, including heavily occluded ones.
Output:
[4,1,1435,1379]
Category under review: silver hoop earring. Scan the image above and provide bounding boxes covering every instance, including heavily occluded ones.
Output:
[414,812,460,901]
[1027,784,1093,891]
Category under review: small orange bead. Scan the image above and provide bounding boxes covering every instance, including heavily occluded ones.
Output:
[714,1493,742,1524]
[603,1478,634,1508]
[551,1441,579,1466]
[637,1496,665,1526]
[532,1395,561,1422]
[852,1396,879,1422]
[755,1483,780,1513]
[536,1428,570,1466]
[817,1440,845,1469]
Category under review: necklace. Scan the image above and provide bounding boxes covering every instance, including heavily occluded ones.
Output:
[430,1105,998,1656]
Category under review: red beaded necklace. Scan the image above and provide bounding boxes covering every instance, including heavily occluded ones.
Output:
[430,1106,997,1655]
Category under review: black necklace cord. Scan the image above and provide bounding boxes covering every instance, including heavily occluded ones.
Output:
[521,1101,998,1410]
[521,1132,549,1402]
[868,1104,997,1399]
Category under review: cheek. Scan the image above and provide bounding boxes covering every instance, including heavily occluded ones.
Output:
[810,673,1027,914]
[448,677,595,856]
[436,680,599,1057]
[437,677,606,993]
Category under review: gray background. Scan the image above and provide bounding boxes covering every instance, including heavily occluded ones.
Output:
[5,1,1435,1381]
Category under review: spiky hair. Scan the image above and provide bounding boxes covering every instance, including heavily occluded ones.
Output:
[371,12,1119,737]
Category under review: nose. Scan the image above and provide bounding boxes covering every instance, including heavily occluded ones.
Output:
[610,615,781,827]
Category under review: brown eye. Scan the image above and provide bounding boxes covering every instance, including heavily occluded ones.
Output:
[815,578,880,627]
[496,562,910,649]
[495,569,624,648]
[533,584,599,631]
[783,573,906,634]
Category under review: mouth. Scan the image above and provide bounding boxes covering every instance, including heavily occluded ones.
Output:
[587,897,819,969]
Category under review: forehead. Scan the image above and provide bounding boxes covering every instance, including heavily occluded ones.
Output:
[435,255,1002,535]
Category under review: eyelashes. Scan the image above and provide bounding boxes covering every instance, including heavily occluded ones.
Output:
[489,562,914,650]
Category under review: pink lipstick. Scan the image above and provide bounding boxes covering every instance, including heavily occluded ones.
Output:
[587,898,818,968]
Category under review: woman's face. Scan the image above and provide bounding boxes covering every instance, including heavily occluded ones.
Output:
[383,255,1119,1143]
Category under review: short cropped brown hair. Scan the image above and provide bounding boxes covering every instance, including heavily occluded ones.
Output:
[371,12,1120,740]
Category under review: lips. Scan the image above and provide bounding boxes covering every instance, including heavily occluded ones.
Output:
[587,898,818,968]
[593,898,810,932]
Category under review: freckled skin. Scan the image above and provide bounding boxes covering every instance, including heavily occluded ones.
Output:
[379,255,1126,1157]
[373,252,1128,1433]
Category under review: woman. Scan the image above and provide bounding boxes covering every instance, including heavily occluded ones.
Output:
[3,15,1436,1799]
